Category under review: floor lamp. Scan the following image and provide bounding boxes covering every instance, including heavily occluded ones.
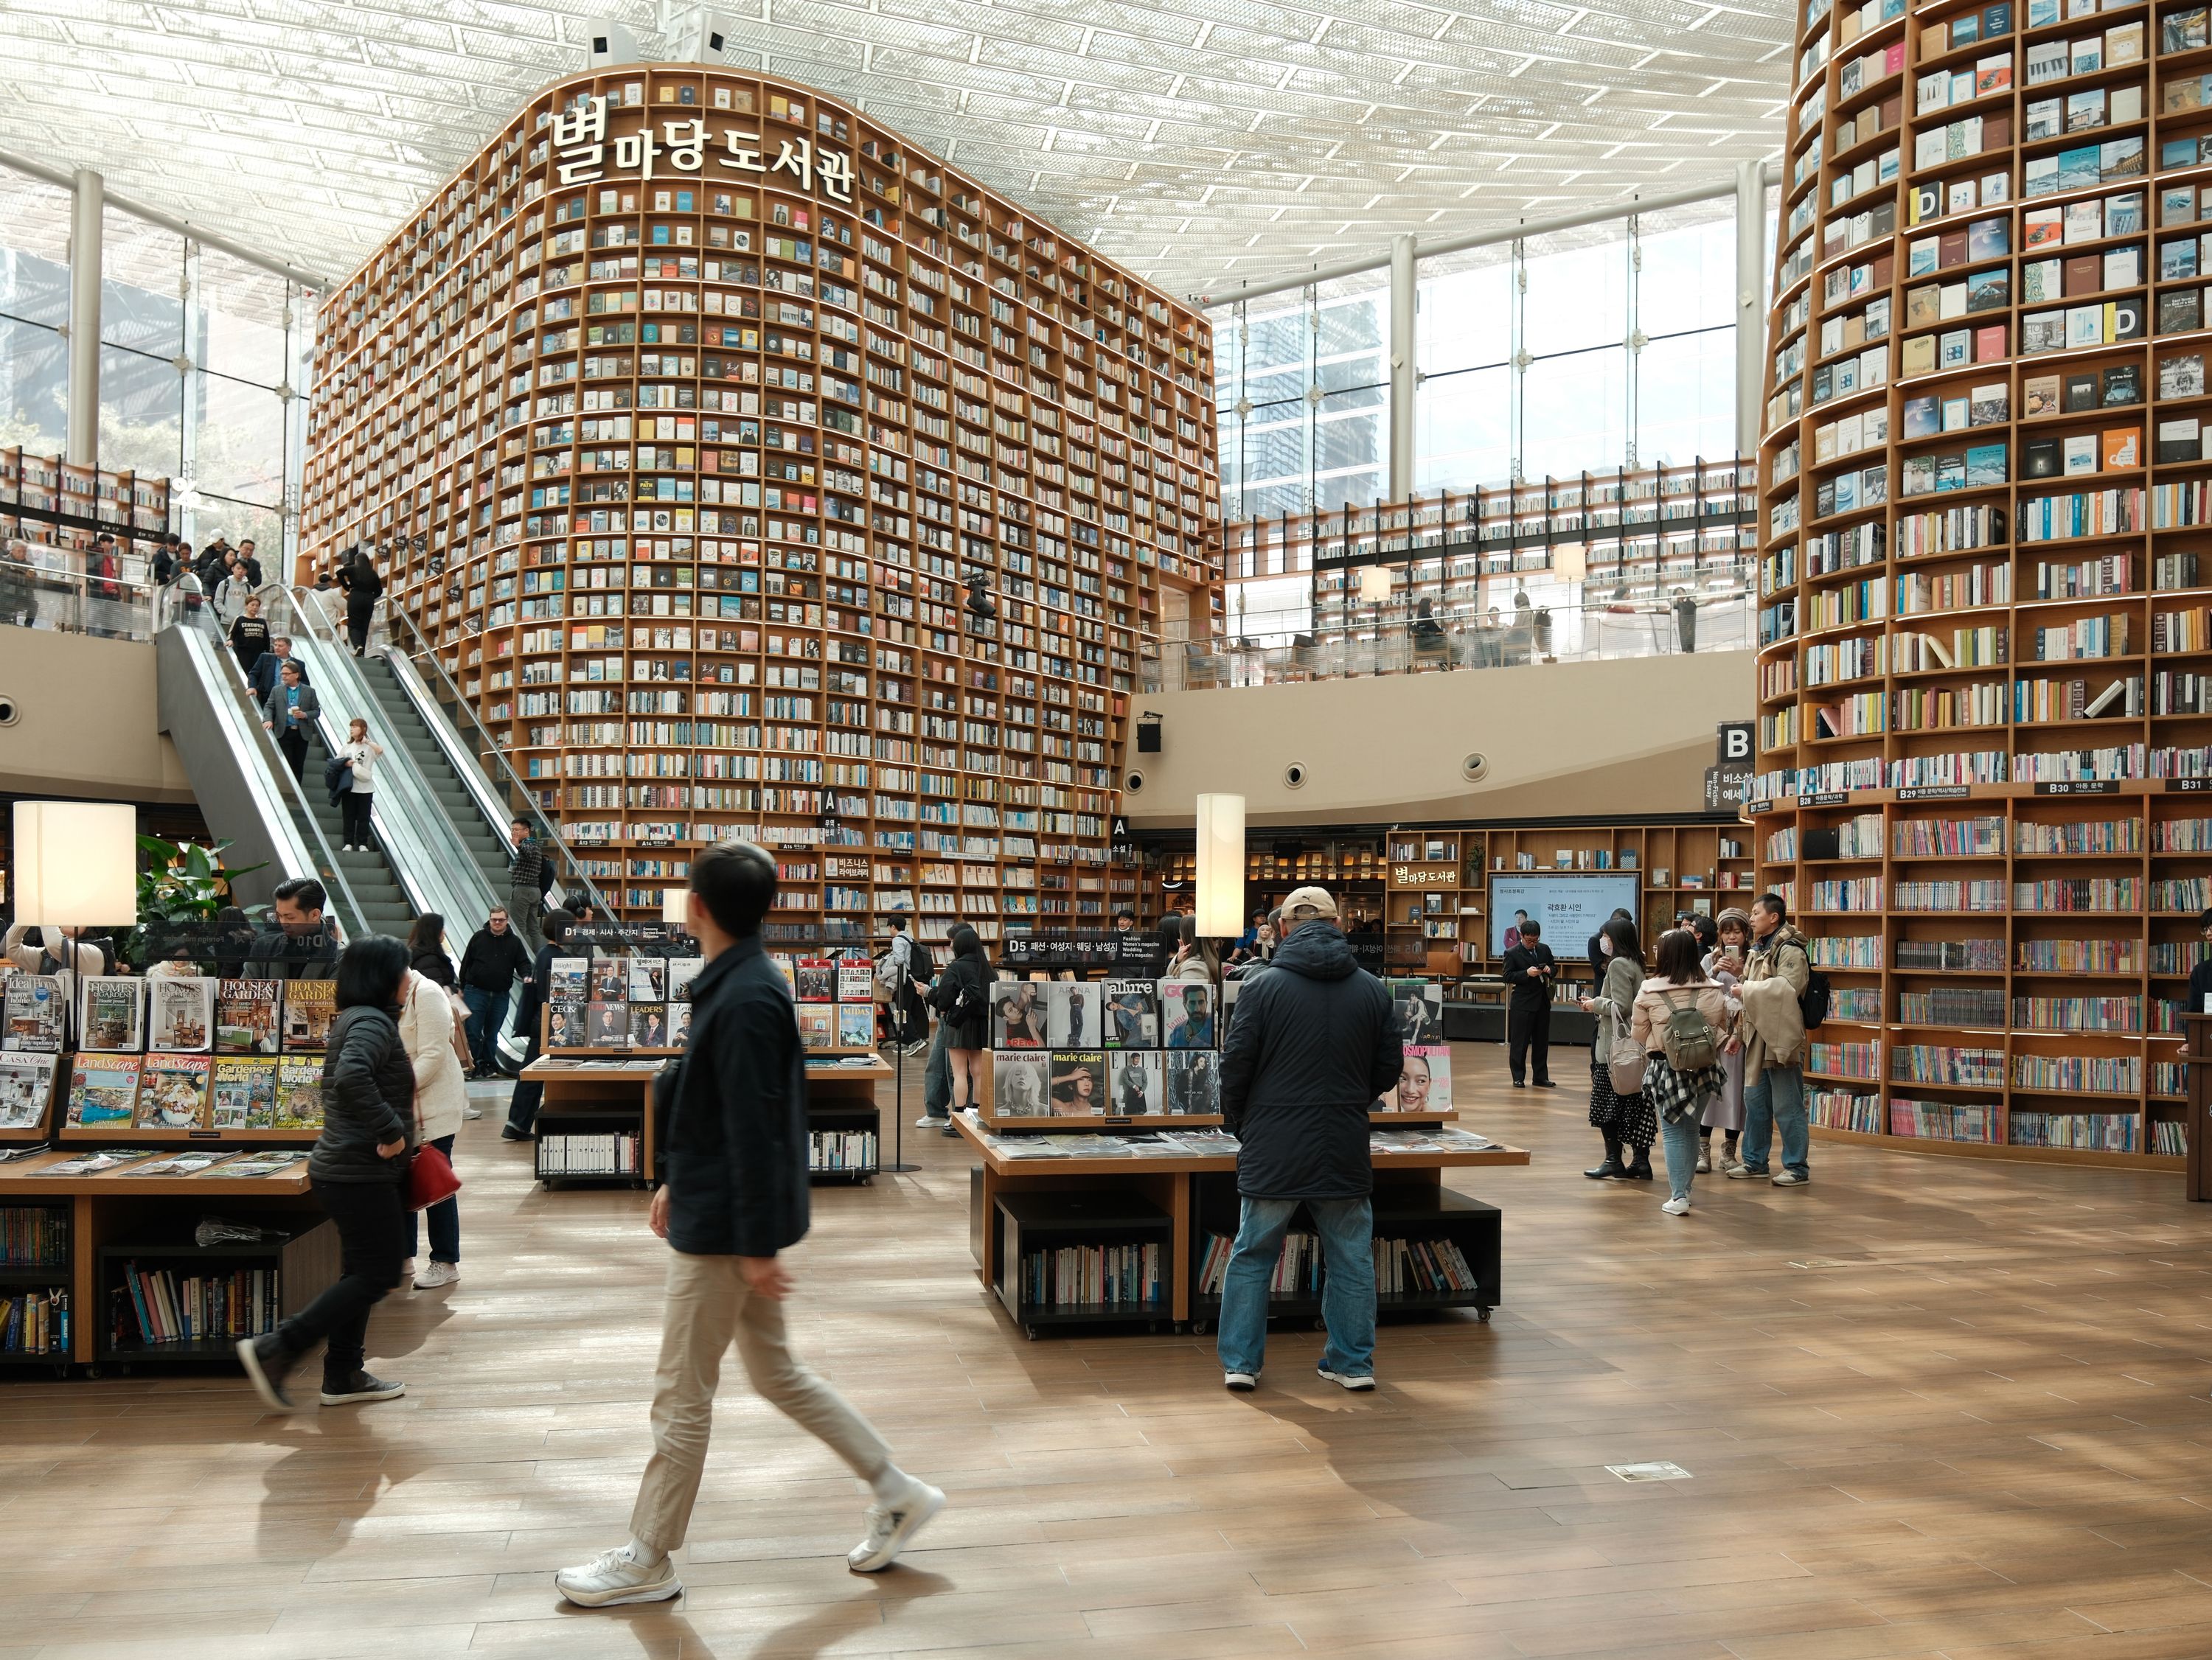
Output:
[13,801,139,1054]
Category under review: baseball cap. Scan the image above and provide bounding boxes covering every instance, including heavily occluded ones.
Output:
[1281,885,1338,921]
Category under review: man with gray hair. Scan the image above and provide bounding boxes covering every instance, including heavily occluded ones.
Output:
[1214,885,1402,1393]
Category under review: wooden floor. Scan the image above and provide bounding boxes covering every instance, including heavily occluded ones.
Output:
[12,1045,2212,1659]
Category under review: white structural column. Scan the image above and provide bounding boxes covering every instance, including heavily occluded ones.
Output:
[66,167,103,468]
[1733,158,1767,454]
[1387,233,1416,499]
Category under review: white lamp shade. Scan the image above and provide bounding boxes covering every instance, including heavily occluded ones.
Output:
[13,801,138,929]
[1554,543,1587,582]
[1194,793,1245,938]
[661,886,691,927]
[1357,564,1392,604]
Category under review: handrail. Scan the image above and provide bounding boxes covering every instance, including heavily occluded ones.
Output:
[380,599,626,932]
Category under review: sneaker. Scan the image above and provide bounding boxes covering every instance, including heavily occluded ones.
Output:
[500,1125,529,1141]
[1317,1364,1376,1392]
[237,1332,300,1412]
[1661,1196,1692,1216]
[846,1480,946,1572]
[1534,1078,1557,1089]
[1771,1169,1809,1187]
[1223,1370,1258,1392]
[555,1546,682,1608]
[940,1123,959,1137]
[465,1103,484,1120]
[320,1370,405,1405]
[1725,1164,1769,1179]
[414,1260,460,1289]
[914,1115,940,1129]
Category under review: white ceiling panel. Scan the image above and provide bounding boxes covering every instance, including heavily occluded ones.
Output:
[0,0,1788,298]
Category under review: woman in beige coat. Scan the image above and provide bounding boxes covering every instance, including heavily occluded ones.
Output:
[397,968,470,1288]
[1630,929,1738,1216]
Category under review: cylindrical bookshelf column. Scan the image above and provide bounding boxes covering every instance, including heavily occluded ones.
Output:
[1754,0,2212,1169]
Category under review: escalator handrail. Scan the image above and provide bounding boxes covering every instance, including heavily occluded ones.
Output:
[379,599,626,933]
[174,620,374,944]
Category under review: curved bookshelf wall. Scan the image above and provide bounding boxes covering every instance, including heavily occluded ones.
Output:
[1753,0,2212,1168]
[301,65,1220,947]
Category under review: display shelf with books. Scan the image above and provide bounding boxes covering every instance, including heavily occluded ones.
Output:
[1756,0,2212,1169]
[0,447,173,555]
[521,1057,665,1189]
[992,1190,1172,1334]
[299,64,1220,947]
[96,1229,337,1363]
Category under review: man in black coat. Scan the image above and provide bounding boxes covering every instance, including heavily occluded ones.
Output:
[1215,885,1401,1394]
[556,841,942,1611]
[1501,918,1559,1089]
[457,906,532,1076]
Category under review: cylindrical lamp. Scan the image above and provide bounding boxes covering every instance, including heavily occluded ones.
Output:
[1194,793,1245,938]
[13,801,137,928]
[1358,564,1391,604]
[661,887,691,930]
[1554,543,1587,583]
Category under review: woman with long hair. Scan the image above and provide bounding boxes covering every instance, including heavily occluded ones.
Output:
[1166,914,1220,986]
[336,548,383,657]
[1630,928,1736,1216]
[397,945,471,1288]
[407,913,456,989]
[335,716,383,853]
[928,923,990,1114]
[1700,908,1753,1171]
[1579,914,1652,1181]
[236,933,417,1409]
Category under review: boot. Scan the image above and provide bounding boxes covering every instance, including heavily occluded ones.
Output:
[1694,1134,1713,1175]
[1625,1148,1655,1181]
[1585,1131,1627,1181]
[1721,1134,1740,1173]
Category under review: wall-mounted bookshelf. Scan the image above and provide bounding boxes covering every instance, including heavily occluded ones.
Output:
[1757,0,2212,1167]
[0,448,173,558]
[299,66,1220,946]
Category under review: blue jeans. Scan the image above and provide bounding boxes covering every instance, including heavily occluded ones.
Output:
[922,1017,952,1118]
[1658,1112,1701,1203]
[462,986,508,1073]
[403,1134,459,1262]
[1741,1064,1809,1177]
[1216,1195,1376,1378]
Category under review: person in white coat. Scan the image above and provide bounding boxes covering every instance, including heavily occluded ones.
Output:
[397,968,471,1288]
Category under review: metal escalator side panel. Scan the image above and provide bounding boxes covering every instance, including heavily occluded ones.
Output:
[380,649,512,844]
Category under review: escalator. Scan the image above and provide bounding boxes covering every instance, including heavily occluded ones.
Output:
[281,717,417,938]
[352,654,515,902]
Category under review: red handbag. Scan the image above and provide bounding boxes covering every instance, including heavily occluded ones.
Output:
[406,1140,462,1213]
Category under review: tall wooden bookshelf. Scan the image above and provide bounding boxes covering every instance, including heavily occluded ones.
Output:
[300,66,1220,949]
[1755,0,2212,1168]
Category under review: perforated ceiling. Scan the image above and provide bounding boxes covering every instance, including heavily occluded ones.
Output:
[0,0,1790,296]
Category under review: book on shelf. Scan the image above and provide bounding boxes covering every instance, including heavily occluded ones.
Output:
[1,975,63,1053]
[1165,1050,1221,1115]
[588,958,626,1002]
[1048,1050,1107,1115]
[280,981,335,1050]
[77,977,145,1053]
[145,977,216,1053]
[65,1056,142,1127]
[135,1054,212,1129]
[835,962,874,1002]
[1380,1045,1453,1113]
[1161,980,1217,1049]
[1102,980,1159,1048]
[0,1052,58,1130]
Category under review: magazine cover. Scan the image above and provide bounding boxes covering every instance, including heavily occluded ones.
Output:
[628,1003,671,1047]
[1159,980,1217,1049]
[588,957,627,1002]
[548,957,591,1001]
[1,974,64,1052]
[793,958,837,1002]
[66,1055,142,1126]
[1047,981,1103,1047]
[627,956,669,1002]
[796,1005,835,1050]
[1382,1045,1453,1115]
[990,1050,1050,1117]
[136,1053,214,1129]
[1386,980,1444,1047]
[544,1001,585,1047]
[209,1057,278,1129]
[78,976,145,1053]
[669,1002,694,1046]
[1166,1049,1221,1116]
[273,1056,324,1129]
[768,954,796,992]
[147,976,217,1053]
[0,1052,58,1130]
[215,978,282,1054]
[587,1002,630,1046]
[1102,980,1159,1048]
[282,980,336,1050]
[667,958,703,1001]
[1108,1050,1163,1116]
[837,961,876,1002]
[1049,1050,1107,1115]
[991,981,1047,1047]
[836,1004,875,1047]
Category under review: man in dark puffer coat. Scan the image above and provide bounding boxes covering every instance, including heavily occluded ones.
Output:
[1216,886,1402,1393]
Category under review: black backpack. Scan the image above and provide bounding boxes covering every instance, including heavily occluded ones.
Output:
[1794,944,1830,1031]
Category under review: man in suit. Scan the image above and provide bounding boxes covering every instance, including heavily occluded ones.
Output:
[555,841,942,1608]
[1501,918,1559,1089]
[261,658,319,780]
[249,636,306,703]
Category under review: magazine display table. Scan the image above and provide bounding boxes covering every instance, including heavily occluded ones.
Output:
[953,1112,1528,1335]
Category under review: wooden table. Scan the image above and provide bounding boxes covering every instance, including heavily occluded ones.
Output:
[953,1113,1529,1328]
[0,1149,327,1366]
[521,1056,667,1185]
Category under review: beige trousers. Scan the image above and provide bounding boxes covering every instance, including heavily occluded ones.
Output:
[628,1249,894,1553]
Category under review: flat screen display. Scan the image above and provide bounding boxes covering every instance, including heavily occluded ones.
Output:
[1489,873,1641,958]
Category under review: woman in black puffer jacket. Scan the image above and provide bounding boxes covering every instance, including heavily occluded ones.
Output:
[237,934,418,1412]
[927,924,990,1115]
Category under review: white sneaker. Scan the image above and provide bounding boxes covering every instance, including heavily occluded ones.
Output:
[465,1102,484,1119]
[1771,1169,1809,1187]
[414,1260,459,1289]
[1316,1365,1376,1392]
[1661,1196,1692,1216]
[914,1115,941,1129]
[846,1480,945,1572]
[555,1546,682,1608]
[1223,1370,1257,1392]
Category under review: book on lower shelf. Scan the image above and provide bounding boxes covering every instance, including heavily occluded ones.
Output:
[111,1261,276,1347]
[809,1129,877,1172]
[1193,1232,1482,1299]
[1,1286,69,1356]
[1020,1241,1164,1308]
[538,1131,642,1176]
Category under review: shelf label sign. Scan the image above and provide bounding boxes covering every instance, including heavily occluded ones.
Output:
[554,97,855,202]
[2033,779,2120,795]
[1797,789,1848,806]
[1717,722,1753,765]
[2171,778,2212,793]
[1389,863,1459,887]
[1898,784,1969,800]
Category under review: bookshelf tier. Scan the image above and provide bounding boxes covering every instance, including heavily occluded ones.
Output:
[299,66,1219,948]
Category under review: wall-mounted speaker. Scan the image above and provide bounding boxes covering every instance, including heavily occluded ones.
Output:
[1124,770,1145,793]
[1135,719,1161,753]
[0,694,18,727]
[1283,761,1307,789]
[1461,753,1489,781]
[586,19,641,66]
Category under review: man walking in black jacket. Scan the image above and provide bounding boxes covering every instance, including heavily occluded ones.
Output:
[1215,885,1402,1393]
[556,841,942,1608]
[1501,918,1559,1088]
[456,906,532,1076]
